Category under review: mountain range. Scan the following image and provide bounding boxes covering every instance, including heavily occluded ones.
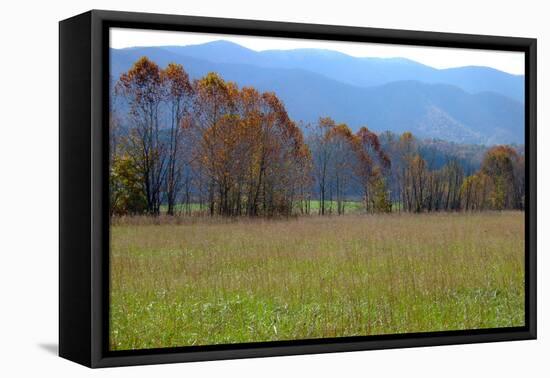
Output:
[110,40,525,145]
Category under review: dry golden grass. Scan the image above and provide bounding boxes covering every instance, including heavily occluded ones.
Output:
[110,211,525,350]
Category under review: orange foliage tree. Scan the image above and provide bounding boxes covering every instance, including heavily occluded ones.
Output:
[188,74,312,216]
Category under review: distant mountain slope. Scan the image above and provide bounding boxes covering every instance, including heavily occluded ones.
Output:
[160,40,525,102]
[110,46,524,145]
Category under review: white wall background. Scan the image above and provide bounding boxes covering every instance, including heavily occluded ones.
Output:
[0,0,546,376]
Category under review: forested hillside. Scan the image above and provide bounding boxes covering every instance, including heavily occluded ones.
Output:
[110,57,525,217]
[111,42,524,145]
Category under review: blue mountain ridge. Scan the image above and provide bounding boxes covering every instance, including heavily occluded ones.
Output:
[110,41,524,145]
[161,40,524,103]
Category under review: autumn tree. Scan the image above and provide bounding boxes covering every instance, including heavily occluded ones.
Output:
[354,127,390,213]
[481,145,522,210]
[161,63,194,215]
[327,124,357,215]
[308,121,391,215]
[254,92,311,216]
[188,74,311,217]
[109,81,122,166]
[396,132,418,212]
[460,172,492,210]
[378,131,403,211]
[308,117,337,215]
[116,57,166,215]
[441,159,464,211]
[190,72,237,215]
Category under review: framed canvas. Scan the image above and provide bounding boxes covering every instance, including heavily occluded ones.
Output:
[59,10,537,368]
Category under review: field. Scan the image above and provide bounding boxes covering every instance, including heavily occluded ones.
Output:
[110,211,525,351]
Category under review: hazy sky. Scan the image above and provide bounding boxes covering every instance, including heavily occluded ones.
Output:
[110,28,525,75]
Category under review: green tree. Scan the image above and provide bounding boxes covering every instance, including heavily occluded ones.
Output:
[110,154,147,215]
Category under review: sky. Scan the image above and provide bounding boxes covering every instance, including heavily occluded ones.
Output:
[110,28,525,75]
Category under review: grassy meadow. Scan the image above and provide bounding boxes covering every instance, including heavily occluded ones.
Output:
[110,211,525,351]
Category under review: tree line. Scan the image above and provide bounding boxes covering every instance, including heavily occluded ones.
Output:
[110,57,525,217]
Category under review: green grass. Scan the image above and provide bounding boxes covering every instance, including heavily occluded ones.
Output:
[159,200,364,215]
[159,203,204,214]
[305,200,363,213]
[110,211,525,350]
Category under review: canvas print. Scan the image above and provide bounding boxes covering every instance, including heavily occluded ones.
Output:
[108,28,526,351]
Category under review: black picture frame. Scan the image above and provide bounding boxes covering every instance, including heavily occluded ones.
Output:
[59,9,537,368]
